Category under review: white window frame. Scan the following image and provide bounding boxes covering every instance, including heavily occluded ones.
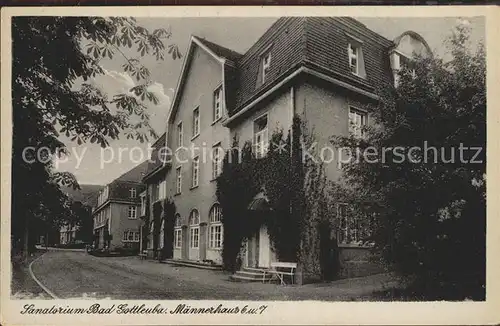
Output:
[192,156,199,188]
[123,230,140,242]
[175,166,182,194]
[140,195,146,216]
[253,113,269,159]
[261,50,271,84]
[159,180,166,200]
[128,205,137,219]
[130,187,136,198]
[348,106,367,139]
[213,85,223,122]
[212,143,223,180]
[177,121,183,148]
[348,43,360,76]
[174,228,182,249]
[337,203,360,244]
[174,214,182,249]
[192,107,200,138]
[209,204,223,249]
[189,209,200,249]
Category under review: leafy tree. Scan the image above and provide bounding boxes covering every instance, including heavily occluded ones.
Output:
[12,16,180,257]
[71,201,94,243]
[332,23,485,299]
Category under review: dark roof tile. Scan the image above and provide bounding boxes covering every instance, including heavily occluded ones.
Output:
[183,17,396,117]
[193,36,243,63]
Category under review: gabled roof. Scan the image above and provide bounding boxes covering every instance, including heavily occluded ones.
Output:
[194,36,242,63]
[167,35,228,125]
[142,132,167,182]
[231,17,394,114]
[61,184,103,206]
[114,160,149,183]
[169,17,429,125]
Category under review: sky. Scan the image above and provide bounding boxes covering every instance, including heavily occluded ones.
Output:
[54,16,485,185]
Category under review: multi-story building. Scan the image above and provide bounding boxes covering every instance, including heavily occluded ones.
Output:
[59,184,102,245]
[141,17,432,272]
[92,161,148,251]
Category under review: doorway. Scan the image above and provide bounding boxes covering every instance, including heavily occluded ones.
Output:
[246,230,260,268]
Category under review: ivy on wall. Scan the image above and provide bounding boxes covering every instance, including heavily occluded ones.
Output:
[141,195,150,251]
[216,115,337,280]
[216,140,262,272]
[161,198,176,260]
[152,201,162,255]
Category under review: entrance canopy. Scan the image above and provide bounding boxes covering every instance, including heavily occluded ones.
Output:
[247,192,271,211]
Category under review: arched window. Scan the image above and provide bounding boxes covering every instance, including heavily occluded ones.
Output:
[209,204,223,249]
[174,213,182,249]
[189,210,200,249]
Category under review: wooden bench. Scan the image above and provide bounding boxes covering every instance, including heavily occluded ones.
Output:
[266,262,297,285]
[139,250,148,260]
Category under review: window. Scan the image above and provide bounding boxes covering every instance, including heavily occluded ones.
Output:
[213,86,223,122]
[130,188,136,198]
[174,214,182,249]
[123,230,140,242]
[261,50,271,84]
[253,114,269,158]
[348,43,360,75]
[177,122,183,148]
[140,195,146,215]
[212,144,223,180]
[337,203,360,244]
[348,107,367,138]
[151,182,159,202]
[192,107,200,137]
[189,209,200,249]
[209,204,223,249]
[175,166,182,194]
[192,156,199,188]
[159,180,166,200]
[128,205,137,219]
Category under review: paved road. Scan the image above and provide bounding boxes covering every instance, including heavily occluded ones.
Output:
[30,250,247,299]
[30,250,396,300]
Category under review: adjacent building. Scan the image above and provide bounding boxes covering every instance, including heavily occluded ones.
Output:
[92,162,148,251]
[140,17,432,272]
[59,184,102,245]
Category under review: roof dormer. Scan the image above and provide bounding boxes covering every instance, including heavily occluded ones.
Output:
[389,31,432,87]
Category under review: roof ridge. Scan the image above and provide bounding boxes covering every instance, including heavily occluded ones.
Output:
[192,35,243,61]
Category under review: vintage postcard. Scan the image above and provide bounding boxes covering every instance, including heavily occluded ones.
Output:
[1,5,499,325]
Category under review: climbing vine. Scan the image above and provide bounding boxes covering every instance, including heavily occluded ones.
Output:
[216,139,262,271]
[152,201,162,255]
[161,198,176,259]
[216,115,334,277]
[141,194,150,251]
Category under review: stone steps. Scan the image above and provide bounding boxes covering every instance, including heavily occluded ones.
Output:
[162,259,222,270]
[229,267,274,282]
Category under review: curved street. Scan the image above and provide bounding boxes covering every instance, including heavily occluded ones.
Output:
[26,249,396,301]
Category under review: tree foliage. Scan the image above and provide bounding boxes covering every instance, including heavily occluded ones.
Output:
[331,23,485,299]
[12,16,180,255]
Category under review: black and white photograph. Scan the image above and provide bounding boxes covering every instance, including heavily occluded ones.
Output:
[1,5,497,325]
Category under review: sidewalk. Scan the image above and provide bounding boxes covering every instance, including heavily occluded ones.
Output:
[11,249,50,299]
[99,255,400,301]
